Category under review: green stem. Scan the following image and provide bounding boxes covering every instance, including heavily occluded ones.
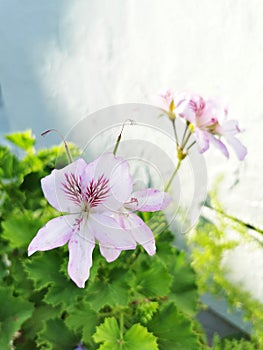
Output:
[113,119,134,156]
[41,129,73,164]
[171,119,179,146]
[64,141,73,164]
[186,140,196,152]
[113,134,121,156]
[181,129,192,150]
[119,313,124,349]
[165,159,182,192]
[181,123,189,146]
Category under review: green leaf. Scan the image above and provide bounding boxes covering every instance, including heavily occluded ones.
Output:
[22,304,58,342]
[0,287,34,349]
[23,250,65,291]
[44,275,85,307]
[36,318,78,350]
[0,145,20,178]
[1,209,43,249]
[93,318,158,350]
[86,268,130,311]
[5,130,35,152]
[148,303,201,350]
[129,257,172,298]
[65,303,98,344]
[123,323,158,350]
[93,317,120,350]
[168,250,198,316]
[9,257,34,299]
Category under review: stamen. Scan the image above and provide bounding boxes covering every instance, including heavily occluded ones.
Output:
[125,197,139,206]
[62,173,83,205]
[85,175,110,208]
[62,173,110,209]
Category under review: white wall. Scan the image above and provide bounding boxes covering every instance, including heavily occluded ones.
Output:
[0,0,263,300]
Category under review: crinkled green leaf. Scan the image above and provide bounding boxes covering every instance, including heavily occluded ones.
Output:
[93,318,158,350]
[20,154,44,176]
[5,130,35,151]
[0,145,20,178]
[44,275,85,307]
[9,257,34,299]
[93,317,120,349]
[1,209,42,249]
[36,318,78,350]
[22,304,58,342]
[86,268,130,311]
[0,287,34,349]
[65,303,98,343]
[168,250,198,316]
[23,250,64,291]
[148,303,201,349]
[123,323,158,350]
[129,257,172,298]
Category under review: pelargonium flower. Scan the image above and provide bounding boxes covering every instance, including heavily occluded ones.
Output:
[28,153,138,288]
[176,94,247,160]
[28,153,172,288]
[156,89,247,160]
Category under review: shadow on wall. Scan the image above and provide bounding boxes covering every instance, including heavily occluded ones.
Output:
[0,1,131,148]
[0,2,78,147]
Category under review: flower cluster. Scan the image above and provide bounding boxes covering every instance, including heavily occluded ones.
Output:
[157,89,247,160]
[28,153,171,288]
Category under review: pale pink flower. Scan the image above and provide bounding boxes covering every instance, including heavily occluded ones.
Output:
[28,153,172,287]
[28,153,137,288]
[156,89,197,120]
[156,89,188,120]
[175,93,247,160]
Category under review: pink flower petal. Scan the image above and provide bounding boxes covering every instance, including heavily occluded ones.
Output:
[201,98,227,126]
[121,213,156,256]
[68,229,95,288]
[194,129,210,153]
[90,213,136,250]
[155,88,175,112]
[41,158,87,213]
[176,99,196,123]
[99,246,122,262]
[216,119,242,135]
[225,135,247,161]
[209,134,230,158]
[125,189,171,212]
[28,215,76,256]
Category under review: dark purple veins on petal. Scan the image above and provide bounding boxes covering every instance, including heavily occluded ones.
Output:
[85,175,110,207]
[62,173,83,205]
[62,173,110,208]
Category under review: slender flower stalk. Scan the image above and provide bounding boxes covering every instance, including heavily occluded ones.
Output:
[41,128,73,163]
[113,119,134,156]
[165,159,181,192]
[171,119,179,146]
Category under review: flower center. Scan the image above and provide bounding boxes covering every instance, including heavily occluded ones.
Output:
[84,175,110,208]
[62,173,110,209]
